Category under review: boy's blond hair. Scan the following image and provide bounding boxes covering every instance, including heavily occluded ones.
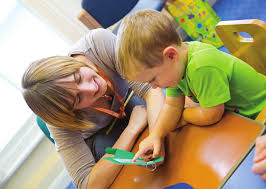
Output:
[22,56,98,130]
[116,9,182,79]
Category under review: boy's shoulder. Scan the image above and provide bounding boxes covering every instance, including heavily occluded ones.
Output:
[186,41,221,63]
[185,41,234,72]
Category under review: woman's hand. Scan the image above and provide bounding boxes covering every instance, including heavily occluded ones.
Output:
[127,105,148,134]
[252,134,266,181]
[132,134,164,162]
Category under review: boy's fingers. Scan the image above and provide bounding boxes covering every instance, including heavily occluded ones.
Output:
[132,149,145,162]
[132,153,140,162]
[152,142,161,158]
[133,148,154,162]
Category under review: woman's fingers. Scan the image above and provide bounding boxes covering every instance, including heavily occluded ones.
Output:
[254,149,266,163]
[254,135,266,163]
[252,158,266,175]
[260,173,266,181]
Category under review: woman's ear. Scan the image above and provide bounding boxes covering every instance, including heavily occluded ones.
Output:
[163,46,179,62]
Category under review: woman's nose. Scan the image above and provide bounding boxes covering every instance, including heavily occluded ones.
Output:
[79,83,98,94]
[150,83,158,89]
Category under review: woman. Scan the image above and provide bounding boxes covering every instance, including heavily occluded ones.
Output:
[22,28,165,189]
[253,134,266,181]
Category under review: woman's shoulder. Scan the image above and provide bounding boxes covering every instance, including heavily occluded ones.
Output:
[68,28,116,56]
[89,28,116,40]
[47,124,82,137]
[47,122,105,142]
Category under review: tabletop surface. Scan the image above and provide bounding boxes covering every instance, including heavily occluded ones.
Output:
[110,112,265,189]
[221,147,266,189]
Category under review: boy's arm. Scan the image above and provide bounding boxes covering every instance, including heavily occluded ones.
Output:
[132,95,185,161]
[143,88,165,130]
[151,95,185,138]
[181,103,225,126]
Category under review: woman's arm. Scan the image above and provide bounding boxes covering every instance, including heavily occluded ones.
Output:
[87,106,148,189]
[252,134,266,181]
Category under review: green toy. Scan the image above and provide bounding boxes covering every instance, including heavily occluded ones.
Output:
[104,147,163,166]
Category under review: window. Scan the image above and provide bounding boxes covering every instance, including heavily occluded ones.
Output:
[0,0,70,152]
[0,1,88,186]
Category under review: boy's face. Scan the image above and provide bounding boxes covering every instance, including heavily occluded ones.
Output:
[129,46,187,89]
[131,58,184,89]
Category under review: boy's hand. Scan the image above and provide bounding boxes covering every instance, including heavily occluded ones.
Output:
[252,135,266,181]
[132,134,164,162]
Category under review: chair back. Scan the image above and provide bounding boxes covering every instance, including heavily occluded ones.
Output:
[81,0,139,28]
[78,0,165,30]
[215,19,266,75]
[36,117,55,144]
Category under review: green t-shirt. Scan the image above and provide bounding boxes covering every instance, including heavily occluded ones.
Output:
[166,41,266,119]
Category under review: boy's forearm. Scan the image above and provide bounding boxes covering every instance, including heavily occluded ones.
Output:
[150,96,185,138]
[144,88,165,130]
[183,104,224,126]
[151,105,183,138]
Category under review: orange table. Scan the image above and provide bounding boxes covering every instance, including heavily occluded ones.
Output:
[110,112,265,189]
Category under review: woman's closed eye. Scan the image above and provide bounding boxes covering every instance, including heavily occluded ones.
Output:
[76,93,82,105]
[74,72,82,84]
[148,77,156,84]
[73,72,82,107]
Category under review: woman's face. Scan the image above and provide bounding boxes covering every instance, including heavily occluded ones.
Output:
[56,67,107,110]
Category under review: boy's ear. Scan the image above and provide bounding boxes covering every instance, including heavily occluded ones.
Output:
[163,46,179,62]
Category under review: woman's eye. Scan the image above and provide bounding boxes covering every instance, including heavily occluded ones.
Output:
[149,77,156,84]
[75,72,81,83]
[77,94,81,104]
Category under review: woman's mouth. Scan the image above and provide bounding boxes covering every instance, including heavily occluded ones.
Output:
[94,79,101,96]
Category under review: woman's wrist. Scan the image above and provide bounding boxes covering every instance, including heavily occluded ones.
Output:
[125,123,145,136]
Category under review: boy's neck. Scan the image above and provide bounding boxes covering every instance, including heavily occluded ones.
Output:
[181,42,189,65]
[177,42,189,78]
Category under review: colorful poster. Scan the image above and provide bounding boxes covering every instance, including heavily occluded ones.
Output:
[168,0,223,48]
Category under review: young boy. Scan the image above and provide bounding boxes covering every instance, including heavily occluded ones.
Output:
[116,10,266,163]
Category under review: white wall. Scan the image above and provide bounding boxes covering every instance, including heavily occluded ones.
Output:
[22,0,89,44]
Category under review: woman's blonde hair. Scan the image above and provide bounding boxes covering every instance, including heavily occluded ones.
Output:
[116,9,182,79]
[22,56,97,130]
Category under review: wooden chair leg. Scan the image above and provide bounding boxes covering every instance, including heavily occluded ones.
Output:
[77,9,103,29]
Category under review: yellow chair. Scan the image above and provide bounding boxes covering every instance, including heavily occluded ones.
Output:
[215,19,266,125]
[215,19,266,76]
